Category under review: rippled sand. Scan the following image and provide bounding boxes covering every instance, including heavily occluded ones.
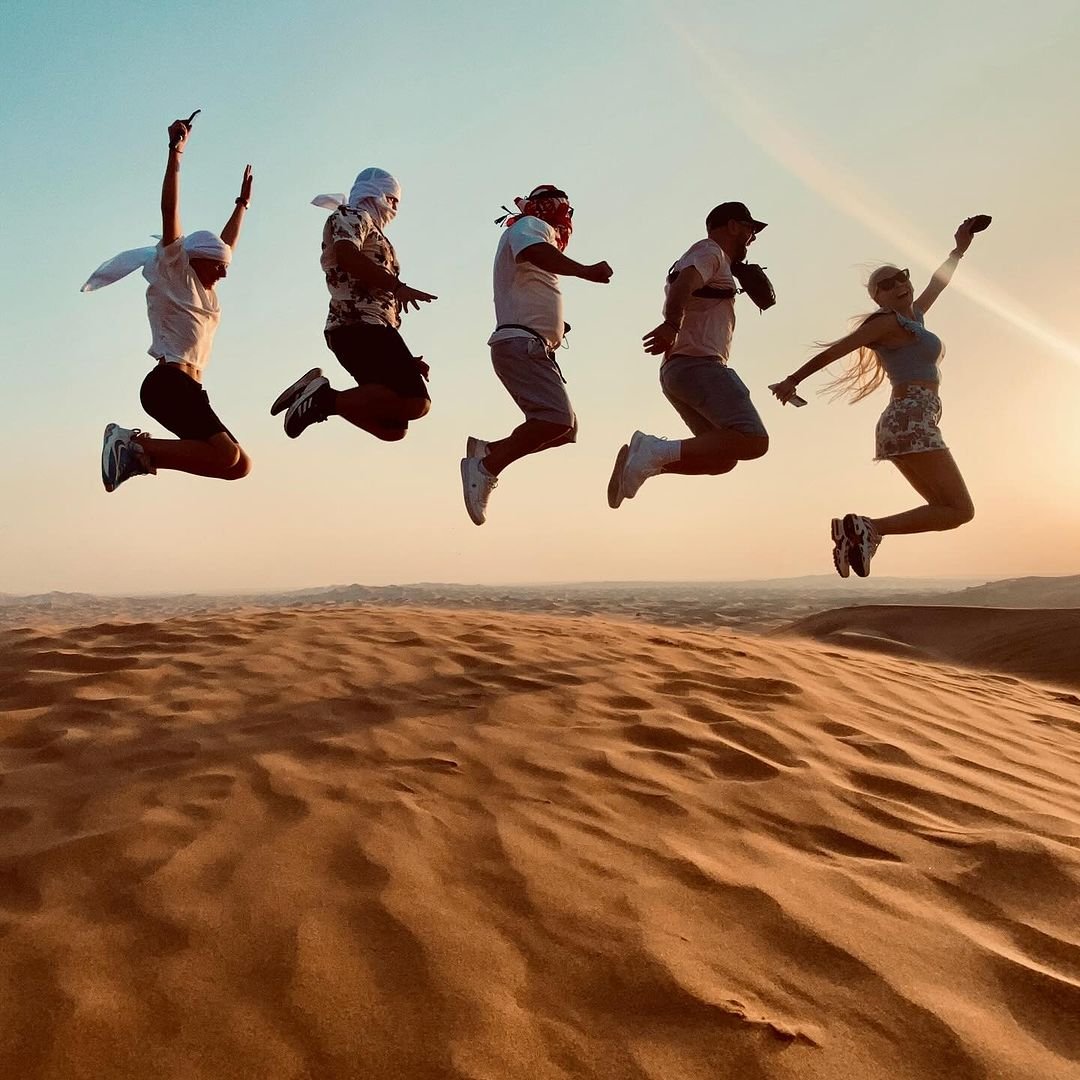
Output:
[1,606,1078,1079]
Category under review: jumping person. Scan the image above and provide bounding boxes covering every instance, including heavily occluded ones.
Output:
[271,168,437,442]
[607,202,770,509]
[770,216,987,577]
[460,184,613,525]
[85,115,253,491]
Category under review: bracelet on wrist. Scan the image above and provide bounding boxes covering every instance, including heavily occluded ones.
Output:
[235,198,249,208]
[664,319,681,333]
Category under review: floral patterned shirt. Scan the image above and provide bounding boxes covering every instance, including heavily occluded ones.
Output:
[321,206,400,332]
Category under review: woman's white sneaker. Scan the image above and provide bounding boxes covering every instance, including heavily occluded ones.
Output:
[842,513,881,577]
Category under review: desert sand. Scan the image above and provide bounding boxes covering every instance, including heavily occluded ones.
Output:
[1,601,1079,1079]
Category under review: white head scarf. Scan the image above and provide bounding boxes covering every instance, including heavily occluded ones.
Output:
[311,167,401,229]
[81,231,232,292]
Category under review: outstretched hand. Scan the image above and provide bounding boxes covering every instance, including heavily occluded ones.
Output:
[168,118,192,152]
[642,321,677,356]
[770,377,800,404]
[954,218,976,254]
[238,165,253,206]
[397,285,438,313]
[583,261,614,284]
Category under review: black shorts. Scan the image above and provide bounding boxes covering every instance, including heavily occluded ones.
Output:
[140,363,235,442]
[325,323,430,401]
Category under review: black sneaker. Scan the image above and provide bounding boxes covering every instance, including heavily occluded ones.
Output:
[283,377,331,439]
[270,367,323,416]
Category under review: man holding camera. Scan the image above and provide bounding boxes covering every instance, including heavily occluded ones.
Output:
[607,201,772,509]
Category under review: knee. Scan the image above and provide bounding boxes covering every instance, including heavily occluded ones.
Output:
[377,425,408,442]
[221,449,252,480]
[953,500,975,526]
[740,434,770,460]
[401,397,430,421]
[708,459,738,475]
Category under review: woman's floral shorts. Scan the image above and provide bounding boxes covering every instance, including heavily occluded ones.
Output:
[875,384,947,460]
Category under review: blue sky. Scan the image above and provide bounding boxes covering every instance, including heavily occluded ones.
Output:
[2,0,1079,593]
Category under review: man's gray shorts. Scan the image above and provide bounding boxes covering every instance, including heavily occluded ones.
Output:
[490,336,576,428]
[660,355,767,438]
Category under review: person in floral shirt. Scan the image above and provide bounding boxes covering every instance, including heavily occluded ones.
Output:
[271,168,438,442]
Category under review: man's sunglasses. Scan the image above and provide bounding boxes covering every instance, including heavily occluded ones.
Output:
[874,268,910,292]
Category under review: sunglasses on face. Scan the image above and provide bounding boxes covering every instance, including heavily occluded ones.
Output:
[875,268,910,292]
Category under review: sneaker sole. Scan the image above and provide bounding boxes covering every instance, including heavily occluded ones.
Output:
[460,458,485,526]
[102,423,119,492]
[607,444,629,509]
[271,367,323,416]
[842,514,873,578]
[830,518,850,578]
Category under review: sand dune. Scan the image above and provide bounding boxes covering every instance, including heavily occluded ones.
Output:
[2,605,1079,1079]
[780,604,1080,690]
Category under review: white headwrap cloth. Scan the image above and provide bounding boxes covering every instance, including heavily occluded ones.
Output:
[81,231,232,293]
[311,167,401,229]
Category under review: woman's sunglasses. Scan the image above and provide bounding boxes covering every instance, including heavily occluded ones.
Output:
[874,268,910,292]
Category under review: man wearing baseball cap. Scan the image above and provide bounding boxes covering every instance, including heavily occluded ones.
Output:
[607,201,770,509]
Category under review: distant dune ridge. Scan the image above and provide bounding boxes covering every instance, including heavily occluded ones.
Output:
[1,602,1079,1079]
[779,605,1080,690]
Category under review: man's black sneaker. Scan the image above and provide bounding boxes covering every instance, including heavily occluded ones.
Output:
[283,377,332,439]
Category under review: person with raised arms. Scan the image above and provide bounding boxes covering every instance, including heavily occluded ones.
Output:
[606,202,772,510]
[770,215,989,577]
[85,114,253,492]
[270,168,437,443]
[460,184,613,526]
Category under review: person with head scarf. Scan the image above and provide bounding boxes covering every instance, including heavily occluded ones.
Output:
[460,184,613,526]
[769,215,988,578]
[270,167,438,443]
[85,115,254,492]
[606,201,772,514]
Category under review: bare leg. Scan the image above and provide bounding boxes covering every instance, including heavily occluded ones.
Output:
[135,431,247,480]
[870,449,975,535]
[483,419,576,477]
[661,429,768,476]
[331,385,429,442]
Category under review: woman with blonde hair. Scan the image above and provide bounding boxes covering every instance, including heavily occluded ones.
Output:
[770,216,988,577]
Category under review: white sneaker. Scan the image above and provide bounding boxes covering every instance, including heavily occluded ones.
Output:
[830,518,851,579]
[466,436,490,461]
[461,455,497,525]
[619,430,670,501]
[101,424,151,492]
[842,514,881,578]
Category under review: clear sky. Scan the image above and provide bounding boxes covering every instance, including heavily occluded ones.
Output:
[2,0,1078,594]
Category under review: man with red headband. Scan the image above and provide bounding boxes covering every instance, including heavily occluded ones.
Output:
[460,184,613,525]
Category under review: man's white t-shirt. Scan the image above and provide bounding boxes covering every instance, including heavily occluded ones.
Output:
[667,238,737,363]
[143,237,221,376]
[488,216,564,350]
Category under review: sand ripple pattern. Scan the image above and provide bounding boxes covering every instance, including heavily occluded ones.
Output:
[1,607,1079,1079]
